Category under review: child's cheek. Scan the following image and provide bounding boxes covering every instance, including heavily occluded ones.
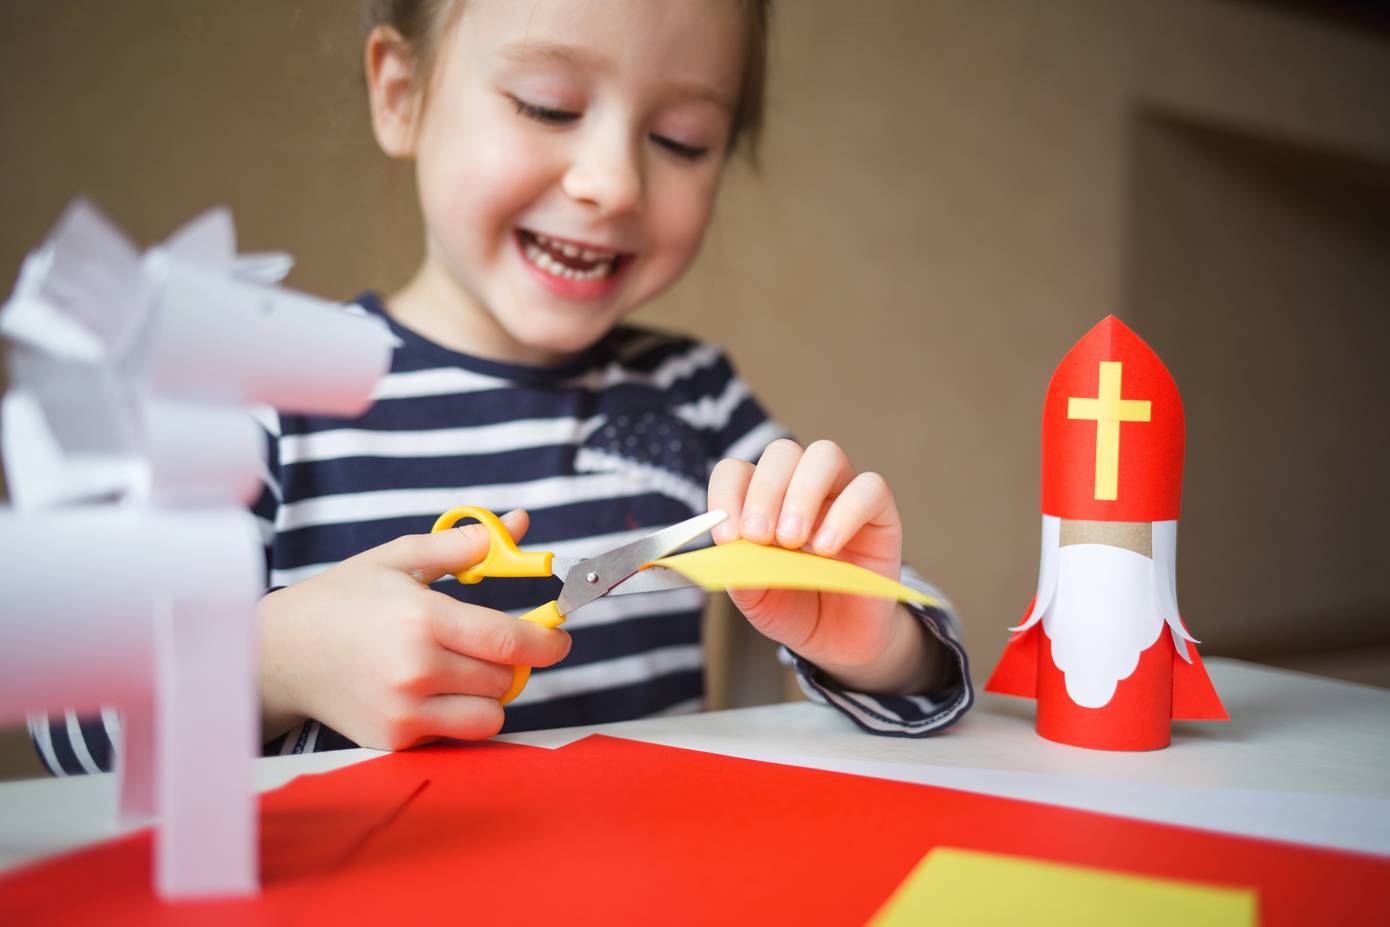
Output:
[653,169,723,264]
[426,130,562,257]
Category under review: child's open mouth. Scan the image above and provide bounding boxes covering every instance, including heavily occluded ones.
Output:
[517,229,628,282]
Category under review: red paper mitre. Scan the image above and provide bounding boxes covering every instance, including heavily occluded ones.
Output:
[1041,316,1184,521]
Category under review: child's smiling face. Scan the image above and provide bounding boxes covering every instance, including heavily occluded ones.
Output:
[391,0,747,363]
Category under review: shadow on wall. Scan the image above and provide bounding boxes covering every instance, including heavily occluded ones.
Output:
[1121,109,1390,685]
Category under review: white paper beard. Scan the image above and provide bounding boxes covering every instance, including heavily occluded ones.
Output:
[1042,543,1165,709]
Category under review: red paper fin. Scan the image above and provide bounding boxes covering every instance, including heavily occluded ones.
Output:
[1172,645,1228,720]
[985,605,1039,699]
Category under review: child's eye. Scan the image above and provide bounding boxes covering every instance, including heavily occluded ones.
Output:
[510,95,580,125]
[651,134,708,162]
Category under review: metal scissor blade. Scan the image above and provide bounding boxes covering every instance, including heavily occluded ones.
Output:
[554,510,727,615]
[550,560,700,596]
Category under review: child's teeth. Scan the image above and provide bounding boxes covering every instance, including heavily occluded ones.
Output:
[577,259,612,279]
[524,234,616,281]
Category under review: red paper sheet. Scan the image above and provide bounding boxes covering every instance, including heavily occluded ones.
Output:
[4,736,1388,926]
[0,756,429,926]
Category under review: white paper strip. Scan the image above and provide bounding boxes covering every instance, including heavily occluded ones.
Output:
[140,255,391,415]
[1011,514,1060,632]
[0,508,261,717]
[144,399,263,506]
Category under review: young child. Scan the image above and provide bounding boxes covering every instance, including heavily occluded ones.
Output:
[32,0,971,772]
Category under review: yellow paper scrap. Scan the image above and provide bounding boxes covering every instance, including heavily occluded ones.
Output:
[869,847,1257,927]
[649,540,942,607]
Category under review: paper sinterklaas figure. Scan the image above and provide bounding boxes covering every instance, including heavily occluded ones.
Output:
[986,316,1226,750]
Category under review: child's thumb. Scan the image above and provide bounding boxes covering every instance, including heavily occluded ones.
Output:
[369,509,531,584]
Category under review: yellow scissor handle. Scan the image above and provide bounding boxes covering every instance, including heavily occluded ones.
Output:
[432,507,565,704]
[431,506,552,584]
[501,601,567,704]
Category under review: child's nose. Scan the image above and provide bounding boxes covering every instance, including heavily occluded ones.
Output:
[561,131,643,217]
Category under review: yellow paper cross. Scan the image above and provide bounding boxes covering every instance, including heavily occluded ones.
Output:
[1067,361,1151,501]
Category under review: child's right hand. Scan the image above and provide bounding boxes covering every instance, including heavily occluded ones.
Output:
[257,509,571,750]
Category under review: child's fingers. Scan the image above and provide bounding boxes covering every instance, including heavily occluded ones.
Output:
[428,600,572,669]
[708,457,754,543]
[739,439,804,544]
[424,650,516,700]
[811,471,900,557]
[777,439,855,549]
[367,509,531,583]
[728,586,773,621]
[414,694,507,741]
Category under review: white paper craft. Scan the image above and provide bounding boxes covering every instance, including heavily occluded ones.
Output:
[0,199,392,897]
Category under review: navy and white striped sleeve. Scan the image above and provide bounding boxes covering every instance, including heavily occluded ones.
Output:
[247,405,281,584]
[26,709,117,776]
[784,567,973,736]
[247,406,304,756]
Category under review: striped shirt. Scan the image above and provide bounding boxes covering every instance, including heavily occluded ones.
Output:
[29,294,971,772]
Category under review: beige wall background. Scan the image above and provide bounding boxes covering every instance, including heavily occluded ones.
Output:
[2,1,1387,779]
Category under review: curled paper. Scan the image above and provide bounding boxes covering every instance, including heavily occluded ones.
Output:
[0,359,144,507]
[648,540,943,607]
[0,358,263,507]
[0,199,394,511]
[139,252,390,414]
[0,199,150,362]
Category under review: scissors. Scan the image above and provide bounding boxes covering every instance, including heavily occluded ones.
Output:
[431,506,728,704]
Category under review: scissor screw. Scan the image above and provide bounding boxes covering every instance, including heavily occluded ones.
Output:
[585,571,599,584]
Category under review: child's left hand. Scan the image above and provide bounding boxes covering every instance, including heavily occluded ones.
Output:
[708,439,943,694]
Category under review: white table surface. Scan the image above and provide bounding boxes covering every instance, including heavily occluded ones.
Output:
[3,658,1388,875]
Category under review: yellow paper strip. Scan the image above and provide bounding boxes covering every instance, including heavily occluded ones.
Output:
[869,847,1257,927]
[648,540,942,607]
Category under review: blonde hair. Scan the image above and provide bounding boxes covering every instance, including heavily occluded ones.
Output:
[363,0,771,158]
